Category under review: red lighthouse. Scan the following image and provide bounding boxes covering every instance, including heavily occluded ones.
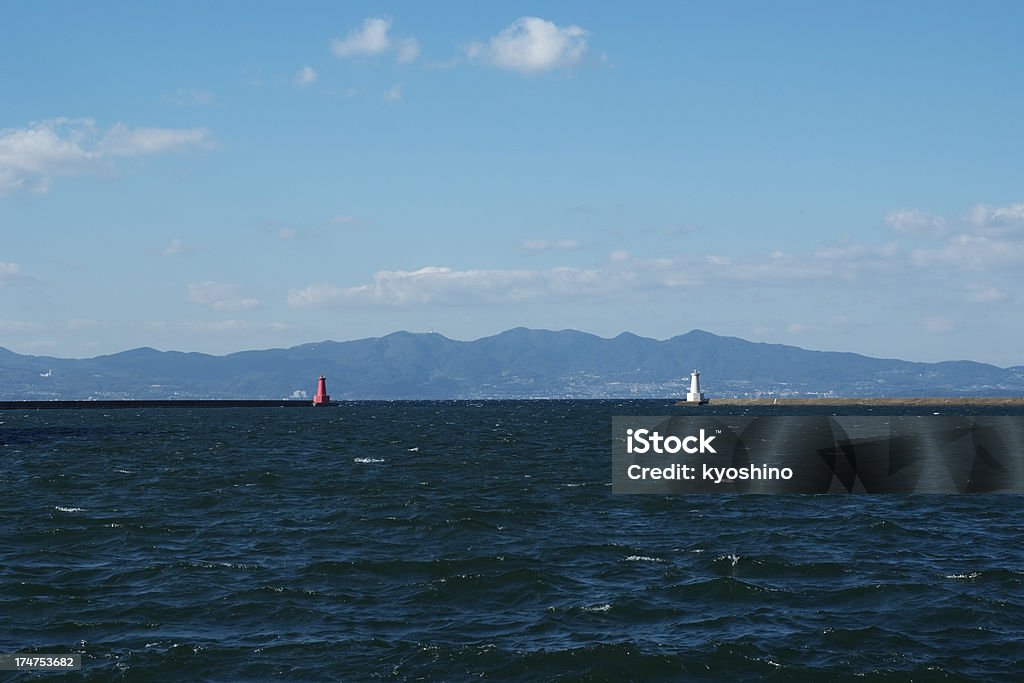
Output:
[313,374,331,406]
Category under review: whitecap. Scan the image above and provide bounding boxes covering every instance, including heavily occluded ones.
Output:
[624,555,664,562]
[353,457,385,463]
[55,506,85,513]
[946,572,981,580]
[717,553,741,566]
[583,603,612,612]
[406,447,419,452]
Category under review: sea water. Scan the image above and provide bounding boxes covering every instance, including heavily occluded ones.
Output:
[1,401,1023,680]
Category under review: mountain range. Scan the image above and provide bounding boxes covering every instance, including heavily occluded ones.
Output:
[2,328,1022,400]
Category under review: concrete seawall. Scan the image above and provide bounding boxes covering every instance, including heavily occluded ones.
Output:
[675,397,1024,407]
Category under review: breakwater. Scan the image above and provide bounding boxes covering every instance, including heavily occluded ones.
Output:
[677,397,1024,407]
[0,400,318,410]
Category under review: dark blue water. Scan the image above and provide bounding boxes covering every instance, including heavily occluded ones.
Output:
[2,401,1023,681]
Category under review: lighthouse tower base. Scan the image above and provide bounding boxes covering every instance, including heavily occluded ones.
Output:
[313,375,332,406]
[685,370,709,404]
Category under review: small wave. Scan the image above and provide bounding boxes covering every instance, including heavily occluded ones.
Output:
[624,555,664,562]
[114,468,133,474]
[715,553,741,567]
[187,560,259,570]
[54,506,85,513]
[353,457,385,463]
[582,603,612,612]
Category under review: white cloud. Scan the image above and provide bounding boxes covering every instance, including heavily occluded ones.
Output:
[884,209,948,238]
[0,118,210,195]
[279,227,298,240]
[0,261,38,286]
[922,317,954,334]
[965,202,1024,236]
[965,285,1008,303]
[163,239,189,256]
[294,65,318,86]
[331,17,419,63]
[467,17,588,73]
[187,282,260,311]
[396,38,420,64]
[147,320,292,333]
[523,239,579,252]
[706,242,904,283]
[97,123,210,157]
[383,83,402,101]
[288,265,612,308]
[21,340,57,351]
[910,234,1024,270]
[65,318,104,331]
[882,202,1024,271]
[287,201,1024,313]
[0,319,43,333]
[0,261,24,284]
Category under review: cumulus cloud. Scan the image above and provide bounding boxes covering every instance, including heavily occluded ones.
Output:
[383,83,402,101]
[0,118,211,195]
[187,282,260,311]
[884,202,1024,271]
[331,17,419,63]
[885,209,948,238]
[965,202,1024,236]
[467,17,588,73]
[294,65,318,86]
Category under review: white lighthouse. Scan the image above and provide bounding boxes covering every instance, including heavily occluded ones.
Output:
[686,370,707,404]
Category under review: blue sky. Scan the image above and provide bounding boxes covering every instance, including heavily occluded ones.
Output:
[2,2,1023,365]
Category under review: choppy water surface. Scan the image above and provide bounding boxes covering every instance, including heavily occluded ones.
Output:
[2,401,1023,681]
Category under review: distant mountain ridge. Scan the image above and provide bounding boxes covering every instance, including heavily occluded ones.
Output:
[1,328,1022,400]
